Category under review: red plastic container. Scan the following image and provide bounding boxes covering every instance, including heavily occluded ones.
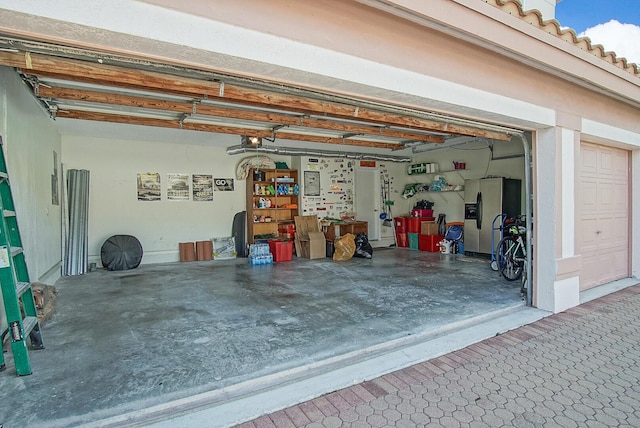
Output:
[268,239,293,262]
[408,217,436,233]
[411,209,433,218]
[394,216,408,233]
[408,217,420,233]
[419,235,444,252]
[396,232,408,247]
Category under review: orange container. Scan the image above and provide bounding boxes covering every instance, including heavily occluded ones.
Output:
[196,240,213,261]
[179,242,196,262]
[268,239,293,262]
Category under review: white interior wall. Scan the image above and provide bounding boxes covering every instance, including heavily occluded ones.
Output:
[291,156,405,247]
[0,67,62,334]
[61,133,291,266]
[406,139,526,223]
[0,68,62,283]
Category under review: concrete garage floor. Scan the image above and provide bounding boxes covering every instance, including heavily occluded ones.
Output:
[0,248,534,427]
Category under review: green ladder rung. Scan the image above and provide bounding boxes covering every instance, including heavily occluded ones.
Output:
[22,316,38,337]
[16,281,30,298]
[0,137,44,376]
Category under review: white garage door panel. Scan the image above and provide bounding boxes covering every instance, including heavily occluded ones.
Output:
[580,253,600,284]
[578,217,598,251]
[608,216,629,244]
[612,183,629,211]
[581,145,598,173]
[612,151,628,179]
[578,143,629,291]
[580,180,597,209]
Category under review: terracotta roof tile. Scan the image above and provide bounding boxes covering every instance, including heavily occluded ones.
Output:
[486,0,640,78]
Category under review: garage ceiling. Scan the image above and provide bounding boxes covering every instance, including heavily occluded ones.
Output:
[0,38,517,154]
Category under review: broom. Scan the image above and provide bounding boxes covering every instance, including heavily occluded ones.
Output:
[382,180,394,227]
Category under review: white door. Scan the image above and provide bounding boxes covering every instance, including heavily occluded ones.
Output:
[578,143,629,290]
[354,167,381,240]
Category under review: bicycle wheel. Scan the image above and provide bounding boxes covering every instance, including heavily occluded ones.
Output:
[496,236,523,281]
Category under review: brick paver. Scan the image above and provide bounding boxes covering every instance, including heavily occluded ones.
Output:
[238,285,640,427]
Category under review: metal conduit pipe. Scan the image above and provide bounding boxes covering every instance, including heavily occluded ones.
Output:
[226,144,412,162]
[514,132,533,307]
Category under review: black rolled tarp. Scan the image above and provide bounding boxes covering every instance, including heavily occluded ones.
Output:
[101,235,143,271]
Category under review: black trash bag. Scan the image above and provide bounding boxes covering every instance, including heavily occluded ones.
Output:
[101,235,143,271]
[354,232,373,259]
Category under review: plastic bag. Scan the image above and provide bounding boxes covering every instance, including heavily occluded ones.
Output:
[354,232,373,259]
[333,233,356,261]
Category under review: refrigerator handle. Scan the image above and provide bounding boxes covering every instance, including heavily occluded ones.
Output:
[476,192,482,229]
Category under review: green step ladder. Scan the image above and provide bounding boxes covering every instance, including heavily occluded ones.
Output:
[0,137,44,376]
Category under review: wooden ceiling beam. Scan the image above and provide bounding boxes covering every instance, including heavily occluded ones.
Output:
[0,50,511,140]
[38,86,445,143]
[272,132,399,149]
[54,110,401,149]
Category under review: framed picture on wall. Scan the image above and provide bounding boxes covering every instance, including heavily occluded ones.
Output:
[304,171,320,196]
[137,172,161,201]
[193,174,214,201]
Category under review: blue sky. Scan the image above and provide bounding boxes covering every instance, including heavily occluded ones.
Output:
[555,0,640,64]
[555,0,640,33]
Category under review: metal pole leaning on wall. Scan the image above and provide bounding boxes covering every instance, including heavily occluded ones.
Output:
[63,169,90,276]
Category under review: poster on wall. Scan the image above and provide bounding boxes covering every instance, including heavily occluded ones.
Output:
[167,173,190,201]
[137,172,161,201]
[304,171,320,196]
[192,174,214,201]
[214,178,234,192]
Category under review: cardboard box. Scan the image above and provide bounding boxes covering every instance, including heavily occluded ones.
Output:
[212,237,237,260]
[294,215,326,259]
[420,222,440,236]
[295,231,326,259]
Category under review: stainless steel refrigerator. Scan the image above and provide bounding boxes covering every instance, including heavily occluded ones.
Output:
[463,178,521,255]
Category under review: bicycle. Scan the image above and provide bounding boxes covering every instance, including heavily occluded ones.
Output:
[495,216,527,284]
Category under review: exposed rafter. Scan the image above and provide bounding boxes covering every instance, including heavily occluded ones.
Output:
[37,86,446,144]
[55,110,402,149]
[0,49,516,148]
